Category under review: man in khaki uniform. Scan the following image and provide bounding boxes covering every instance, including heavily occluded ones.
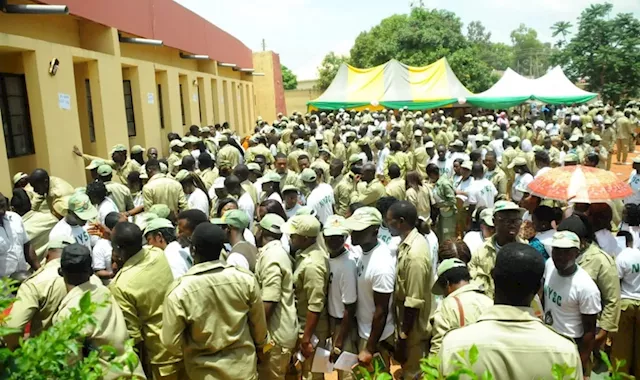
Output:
[599,119,616,170]
[162,222,268,380]
[217,135,241,169]
[429,258,493,355]
[310,148,332,184]
[413,131,429,179]
[440,243,583,378]
[197,152,219,190]
[385,201,433,379]
[167,140,185,176]
[110,222,185,379]
[5,236,75,348]
[385,163,406,201]
[29,169,75,218]
[245,135,274,165]
[54,243,146,379]
[287,139,307,173]
[74,144,141,185]
[616,110,634,164]
[255,214,298,379]
[351,163,386,206]
[333,169,357,217]
[141,159,188,216]
[96,165,134,213]
[281,215,330,380]
[383,141,408,179]
[468,201,527,299]
[483,151,507,199]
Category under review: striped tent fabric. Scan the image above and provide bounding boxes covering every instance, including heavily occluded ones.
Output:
[307,58,473,111]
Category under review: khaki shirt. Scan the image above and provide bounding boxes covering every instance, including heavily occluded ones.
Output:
[311,158,331,183]
[245,144,274,165]
[330,174,343,190]
[217,145,241,169]
[334,175,355,217]
[616,116,633,139]
[434,131,449,148]
[484,168,508,197]
[242,180,259,207]
[333,142,347,163]
[395,228,433,341]
[82,154,140,185]
[276,140,289,156]
[383,152,408,178]
[351,178,386,206]
[255,240,298,349]
[54,281,146,380]
[142,173,188,214]
[440,305,583,379]
[547,146,561,165]
[346,142,360,160]
[22,210,58,262]
[110,246,180,366]
[407,185,431,220]
[429,284,493,355]
[293,242,329,332]
[578,244,621,332]
[385,178,406,201]
[287,149,305,172]
[199,167,219,190]
[31,176,74,216]
[601,128,616,151]
[105,181,134,213]
[414,146,429,179]
[501,147,517,181]
[162,261,268,380]
[167,152,182,175]
[469,235,527,299]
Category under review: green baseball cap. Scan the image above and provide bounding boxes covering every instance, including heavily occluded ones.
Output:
[295,206,316,217]
[111,144,127,153]
[431,258,467,295]
[281,215,320,237]
[480,208,494,227]
[148,204,171,219]
[323,215,349,236]
[343,207,382,232]
[68,193,98,221]
[212,209,249,229]
[144,218,173,236]
[507,156,527,169]
[97,164,113,177]
[564,153,579,163]
[263,172,281,183]
[300,168,317,183]
[551,231,581,249]
[170,139,186,148]
[247,163,261,172]
[493,200,524,215]
[259,214,285,234]
[348,154,363,165]
[12,172,27,185]
[175,169,191,183]
[131,145,145,154]
[47,235,75,250]
[86,159,105,170]
[282,184,298,193]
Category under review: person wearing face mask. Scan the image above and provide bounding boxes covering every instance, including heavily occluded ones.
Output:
[281,215,329,380]
[429,258,493,356]
[143,218,192,279]
[254,214,298,380]
[468,201,526,299]
[543,231,601,376]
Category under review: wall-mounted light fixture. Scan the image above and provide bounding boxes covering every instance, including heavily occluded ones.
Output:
[0,0,68,14]
[48,58,60,76]
[119,35,163,46]
[252,72,266,77]
[193,79,198,87]
[179,52,209,60]
[217,62,237,68]
[233,67,255,73]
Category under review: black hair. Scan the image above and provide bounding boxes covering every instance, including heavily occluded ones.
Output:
[388,200,418,227]
[224,175,241,191]
[348,202,365,215]
[493,242,545,305]
[199,152,213,169]
[426,163,439,176]
[216,198,238,218]
[86,180,108,203]
[145,227,177,244]
[469,206,486,232]
[192,223,226,261]
[625,203,640,226]
[585,152,599,167]
[10,188,31,216]
[534,150,550,166]
[233,165,250,182]
[436,266,471,290]
[127,171,142,186]
[146,158,160,173]
[557,213,593,243]
[275,152,287,161]
[532,205,555,223]
[177,209,209,231]
[189,125,200,136]
[181,155,196,171]
[104,212,121,230]
[112,222,143,259]
[259,199,288,221]
[388,164,401,179]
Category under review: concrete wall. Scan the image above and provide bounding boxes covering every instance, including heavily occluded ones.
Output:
[0,12,259,192]
[285,88,323,116]
[252,51,286,123]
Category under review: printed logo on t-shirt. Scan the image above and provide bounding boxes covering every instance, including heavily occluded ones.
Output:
[328,271,334,284]
[632,263,640,273]
[544,310,554,326]
[544,285,563,306]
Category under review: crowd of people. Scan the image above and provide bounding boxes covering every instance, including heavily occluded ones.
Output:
[1,99,640,379]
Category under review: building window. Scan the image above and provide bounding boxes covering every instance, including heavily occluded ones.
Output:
[0,73,35,158]
[85,79,96,142]
[123,80,136,137]
[157,84,164,129]
[179,84,186,126]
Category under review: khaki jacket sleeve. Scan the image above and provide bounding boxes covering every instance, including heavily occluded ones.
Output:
[82,153,115,167]
[142,187,154,212]
[351,183,379,206]
[177,188,188,212]
[161,293,186,356]
[403,254,429,309]
[496,174,508,196]
[124,192,135,211]
[247,277,269,348]
[6,282,39,330]
[468,255,493,299]
[260,258,283,303]
[596,262,622,332]
[110,285,143,343]
[304,264,327,314]
[429,301,455,356]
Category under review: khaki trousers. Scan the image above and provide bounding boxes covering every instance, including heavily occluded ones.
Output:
[259,345,293,380]
[151,362,187,380]
[617,138,629,163]
[611,299,640,375]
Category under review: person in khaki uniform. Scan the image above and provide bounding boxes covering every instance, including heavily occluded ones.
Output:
[311,148,332,184]
[245,135,275,165]
[483,151,507,199]
[429,258,493,356]
[29,169,75,218]
[197,152,219,190]
[162,222,268,380]
[383,141,408,179]
[96,165,134,213]
[287,139,307,173]
[140,159,188,217]
[166,140,185,176]
[468,201,527,299]
[350,163,386,207]
[413,131,430,179]
[74,144,141,185]
[254,214,298,379]
[440,243,583,379]
[334,167,357,217]
[54,243,146,380]
[281,215,330,380]
[5,236,75,349]
[599,119,616,170]
[385,201,433,379]
[385,164,406,201]
[217,135,242,169]
[110,222,185,379]
[616,110,634,164]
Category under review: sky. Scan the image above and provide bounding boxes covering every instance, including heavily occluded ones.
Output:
[176,0,640,80]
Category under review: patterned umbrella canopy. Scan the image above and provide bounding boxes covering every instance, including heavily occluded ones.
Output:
[527,165,633,203]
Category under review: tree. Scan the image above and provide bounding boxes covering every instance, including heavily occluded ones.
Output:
[551,3,640,102]
[316,52,349,91]
[280,65,297,90]
[510,24,553,77]
[467,21,491,45]
[550,21,572,47]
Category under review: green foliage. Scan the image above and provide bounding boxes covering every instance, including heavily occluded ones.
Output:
[551,21,573,48]
[0,280,139,379]
[281,65,298,91]
[551,2,640,102]
[316,52,349,91]
[422,345,493,380]
[510,24,554,78]
[599,350,635,380]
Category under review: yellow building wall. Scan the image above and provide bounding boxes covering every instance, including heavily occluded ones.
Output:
[285,88,322,116]
[253,51,277,123]
[0,15,258,186]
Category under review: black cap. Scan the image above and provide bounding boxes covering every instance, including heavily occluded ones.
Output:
[60,243,92,274]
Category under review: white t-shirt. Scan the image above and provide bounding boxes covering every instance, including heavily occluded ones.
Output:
[616,247,640,300]
[238,192,255,230]
[50,219,92,252]
[267,192,284,208]
[97,197,118,225]
[285,203,301,219]
[543,259,602,338]
[91,238,112,271]
[512,172,534,202]
[327,248,359,319]
[626,174,640,205]
[467,178,497,209]
[0,212,29,277]
[463,231,484,256]
[595,229,622,258]
[425,230,439,284]
[535,229,556,258]
[187,188,210,216]
[535,166,551,178]
[621,224,640,250]
[227,251,250,270]
[306,184,335,225]
[377,226,400,257]
[489,139,504,161]
[456,177,474,206]
[164,241,193,279]
[356,242,396,340]
[436,159,452,178]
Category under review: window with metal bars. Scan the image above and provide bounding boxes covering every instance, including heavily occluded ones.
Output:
[0,73,35,158]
